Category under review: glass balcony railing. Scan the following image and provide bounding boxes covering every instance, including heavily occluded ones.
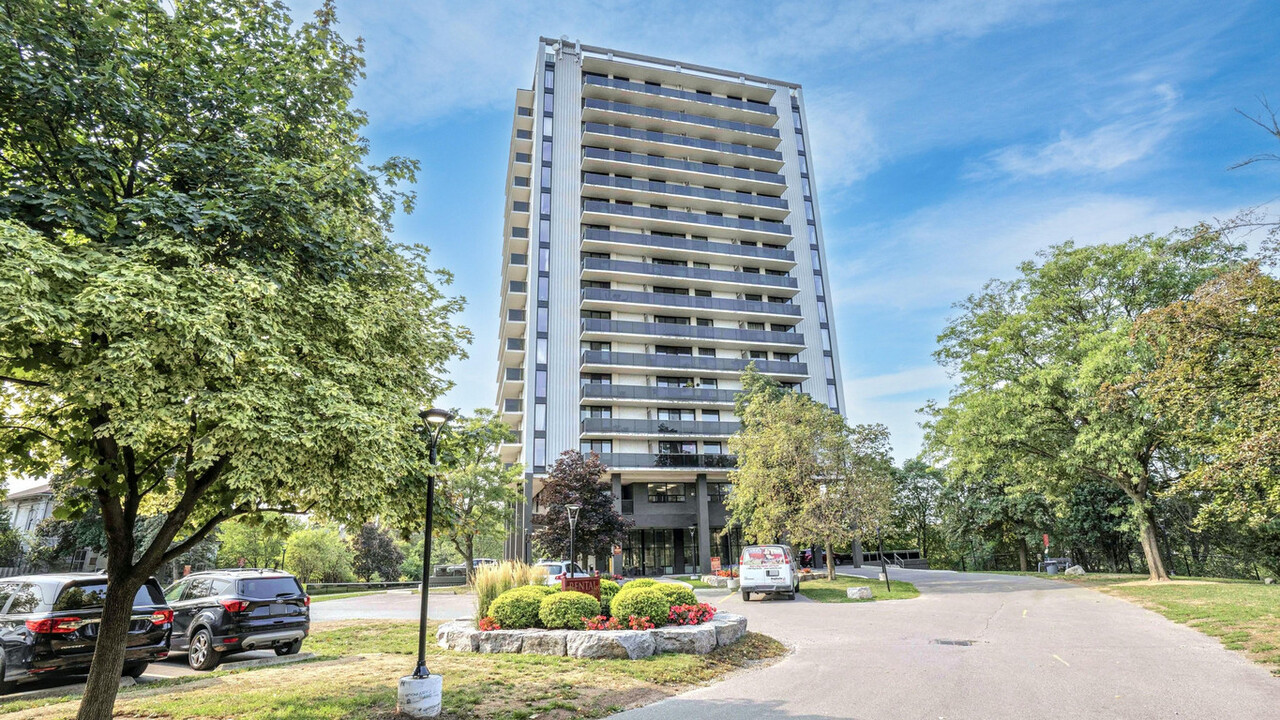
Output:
[594,452,738,469]
[581,418,742,436]
[581,288,801,317]
[581,228,794,262]
[584,98,780,138]
[502,398,522,412]
[583,147,785,186]
[582,200,791,236]
[582,173,788,211]
[582,122,782,162]
[584,75,777,116]
[581,318,805,346]
[582,350,807,377]
[582,257,797,289]
[580,383,740,404]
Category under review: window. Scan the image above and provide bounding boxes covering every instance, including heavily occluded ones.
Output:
[746,322,765,330]
[817,302,828,323]
[581,406,612,419]
[655,345,692,356]
[583,341,611,351]
[653,286,688,295]
[744,293,762,301]
[540,219,551,242]
[796,133,805,152]
[659,441,696,455]
[802,177,811,196]
[827,384,839,409]
[799,155,808,173]
[702,410,720,421]
[811,248,822,270]
[695,289,712,297]
[658,408,695,420]
[807,225,817,244]
[534,403,546,431]
[581,440,612,453]
[703,441,723,455]
[696,317,713,326]
[699,378,718,388]
[698,347,716,356]
[581,373,611,385]
[581,310,611,320]
[653,258,686,266]
[814,276,825,296]
[541,166,552,189]
[539,247,549,272]
[240,577,303,598]
[776,353,798,362]
[822,328,832,352]
[648,483,686,503]
[543,92,554,113]
[0,583,42,614]
[534,438,546,466]
[792,110,803,130]
[749,350,767,359]
[656,376,692,388]
[537,307,548,332]
[708,482,731,502]
[535,370,547,398]
[825,356,836,378]
[772,324,795,333]
[544,68,554,89]
[540,192,552,215]
[536,337,548,363]
[537,276,549,302]
[655,315,689,325]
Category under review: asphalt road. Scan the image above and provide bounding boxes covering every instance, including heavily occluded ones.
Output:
[308,589,476,622]
[613,568,1280,720]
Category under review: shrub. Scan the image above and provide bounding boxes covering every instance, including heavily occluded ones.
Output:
[610,586,671,627]
[539,590,601,630]
[655,583,696,607]
[474,561,551,620]
[489,585,555,629]
[668,602,717,626]
[599,578,621,616]
[623,578,658,589]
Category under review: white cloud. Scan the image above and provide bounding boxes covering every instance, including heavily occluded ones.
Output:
[845,366,950,400]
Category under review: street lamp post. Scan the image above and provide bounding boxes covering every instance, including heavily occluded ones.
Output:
[566,504,582,578]
[397,407,452,719]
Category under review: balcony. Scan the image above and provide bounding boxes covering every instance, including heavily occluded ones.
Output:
[582,147,785,194]
[581,417,741,437]
[582,122,783,170]
[582,200,791,242]
[581,228,794,268]
[581,173,788,220]
[594,452,737,470]
[581,258,798,295]
[581,351,808,380]
[583,74,777,119]
[582,98,780,146]
[580,383,739,406]
[581,287,801,321]
[580,318,804,350]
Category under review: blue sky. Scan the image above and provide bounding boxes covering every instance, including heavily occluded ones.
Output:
[290,0,1280,461]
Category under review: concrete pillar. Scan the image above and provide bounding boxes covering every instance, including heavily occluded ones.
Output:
[611,473,622,514]
[674,530,686,576]
[522,474,534,563]
[696,474,712,574]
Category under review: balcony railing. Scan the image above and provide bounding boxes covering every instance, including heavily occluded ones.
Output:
[584,98,780,138]
[502,398,522,412]
[581,318,804,346]
[583,147,785,186]
[582,258,797,289]
[581,418,741,436]
[581,288,801,317]
[582,122,782,162]
[582,200,791,237]
[582,350,807,377]
[582,173,788,210]
[594,452,738,469]
[580,383,740,404]
[581,228,794,263]
[584,75,777,116]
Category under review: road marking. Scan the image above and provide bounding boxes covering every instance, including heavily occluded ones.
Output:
[1022,609,1027,618]
[1052,654,1070,667]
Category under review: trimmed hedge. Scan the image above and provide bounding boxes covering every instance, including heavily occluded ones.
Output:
[655,583,697,608]
[539,591,601,630]
[622,578,658,589]
[610,585,671,627]
[599,579,620,616]
[489,585,555,629]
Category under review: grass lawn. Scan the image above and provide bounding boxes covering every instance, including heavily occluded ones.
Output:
[681,577,719,590]
[797,575,920,603]
[2,621,787,719]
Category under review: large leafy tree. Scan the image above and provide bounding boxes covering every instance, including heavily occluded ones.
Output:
[924,232,1243,581]
[285,526,354,584]
[350,522,404,582]
[434,409,521,571]
[215,514,297,570]
[532,451,631,566]
[0,2,466,717]
[892,459,943,559]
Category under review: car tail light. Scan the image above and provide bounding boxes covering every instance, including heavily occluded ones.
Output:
[150,609,174,625]
[220,599,250,613]
[303,596,311,607]
[26,617,81,634]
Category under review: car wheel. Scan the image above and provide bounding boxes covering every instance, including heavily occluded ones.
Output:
[741,590,750,602]
[0,656,14,695]
[122,662,148,678]
[187,628,221,671]
[274,639,302,656]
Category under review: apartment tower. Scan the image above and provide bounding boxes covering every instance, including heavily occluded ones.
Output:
[497,38,847,576]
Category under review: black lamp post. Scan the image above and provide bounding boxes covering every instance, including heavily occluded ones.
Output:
[566,504,581,576]
[413,407,453,679]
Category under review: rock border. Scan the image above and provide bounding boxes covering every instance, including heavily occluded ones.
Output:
[436,612,748,660]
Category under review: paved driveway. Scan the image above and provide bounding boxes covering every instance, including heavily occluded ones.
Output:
[308,589,476,622]
[617,568,1280,720]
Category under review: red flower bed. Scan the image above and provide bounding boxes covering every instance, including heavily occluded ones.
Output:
[713,569,738,578]
[581,614,659,631]
[668,602,717,626]
[478,616,501,631]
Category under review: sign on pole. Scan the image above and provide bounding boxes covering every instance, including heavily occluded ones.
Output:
[710,557,722,573]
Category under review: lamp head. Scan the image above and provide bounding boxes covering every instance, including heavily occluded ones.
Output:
[566,503,582,521]
[420,407,454,426]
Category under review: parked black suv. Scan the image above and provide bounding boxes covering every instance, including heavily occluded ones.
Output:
[0,573,172,693]
[162,569,309,670]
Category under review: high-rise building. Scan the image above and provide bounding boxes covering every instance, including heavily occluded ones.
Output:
[497,38,847,576]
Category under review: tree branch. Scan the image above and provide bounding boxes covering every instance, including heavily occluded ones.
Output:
[0,374,47,387]
[0,424,60,443]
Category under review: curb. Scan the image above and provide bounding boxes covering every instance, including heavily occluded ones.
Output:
[4,676,135,703]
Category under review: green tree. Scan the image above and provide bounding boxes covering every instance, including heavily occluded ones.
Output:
[216,515,295,570]
[0,3,466,716]
[350,522,404,582]
[532,451,631,567]
[893,459,943,559]
[924,232,1243,581]
[285,526,354,584]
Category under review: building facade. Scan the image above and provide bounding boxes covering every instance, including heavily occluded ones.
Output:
[497,38,847,576]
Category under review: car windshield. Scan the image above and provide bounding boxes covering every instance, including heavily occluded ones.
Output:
[543,564,563,575]
[54,581,163,611]
[239,577,303,598]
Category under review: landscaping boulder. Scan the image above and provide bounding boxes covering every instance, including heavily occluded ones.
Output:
[653,624,717,655]
[709,614,747,647]
[475,629,525,654]
[701,575,729,588]
[727,578,740,591]
[846,586,873,600]
[436,621,478,652]
[567,630,655,660]
[1265,578,1275,585]
[521,630,569,656]
[1065,565,1086,576]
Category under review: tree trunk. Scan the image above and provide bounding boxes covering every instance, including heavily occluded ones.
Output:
[464,536,474,581]
[1016,538,1029,572]
[824,538,836,581]
[76,572,144,720]
[1136,506,1170,581]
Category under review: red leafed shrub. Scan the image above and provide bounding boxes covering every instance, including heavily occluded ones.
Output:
[627,615,656,631]
[478,616,502,631]
[668,603,717,626]
[583,615,627,631]
[713,569,738,578]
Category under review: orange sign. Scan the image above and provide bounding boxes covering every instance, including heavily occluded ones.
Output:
[561,576,601,599]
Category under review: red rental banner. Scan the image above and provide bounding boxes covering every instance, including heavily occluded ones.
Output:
[562,576,601,599]
[1043,533,1050,549]
[710,557,722,573]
